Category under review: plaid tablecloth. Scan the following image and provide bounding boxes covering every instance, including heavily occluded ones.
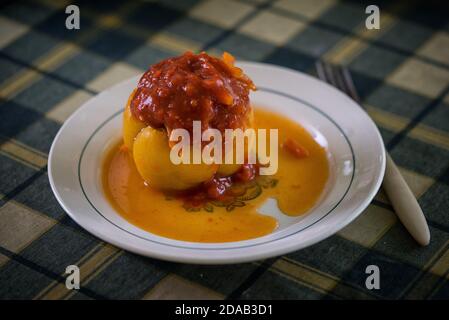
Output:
[0,0,448,300]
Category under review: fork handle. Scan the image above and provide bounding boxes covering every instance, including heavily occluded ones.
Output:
[382,153,430,246]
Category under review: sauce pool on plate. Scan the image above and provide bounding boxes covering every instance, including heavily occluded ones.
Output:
[103,108,329,243]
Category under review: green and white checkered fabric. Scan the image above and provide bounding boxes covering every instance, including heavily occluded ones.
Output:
[0,0,448,299]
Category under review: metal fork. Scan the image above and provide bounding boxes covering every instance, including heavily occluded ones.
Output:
[316,61,430,246]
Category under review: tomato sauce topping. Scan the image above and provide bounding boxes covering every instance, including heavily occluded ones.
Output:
[175,163,260,208]
[130,51,256,135]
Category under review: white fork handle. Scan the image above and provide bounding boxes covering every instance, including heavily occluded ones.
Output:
[382,153,430,246]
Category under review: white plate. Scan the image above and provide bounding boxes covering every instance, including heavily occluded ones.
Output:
[48,62,385,264]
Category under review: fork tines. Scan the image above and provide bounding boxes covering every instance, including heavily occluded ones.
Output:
[315,61,360,104]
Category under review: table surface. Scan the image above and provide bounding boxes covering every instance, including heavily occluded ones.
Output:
[0,0,448,300]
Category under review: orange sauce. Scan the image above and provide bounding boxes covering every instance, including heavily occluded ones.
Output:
[103,108,329,242]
